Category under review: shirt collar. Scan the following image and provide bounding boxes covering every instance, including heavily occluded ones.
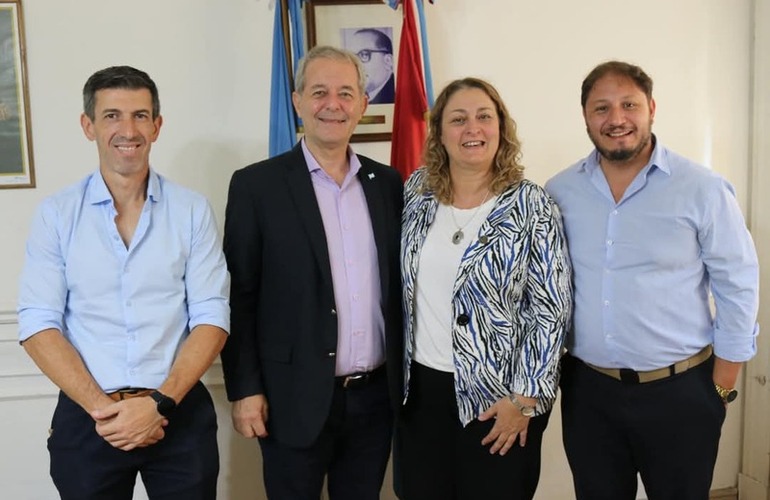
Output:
[578,134,669,177]
[86,168,161,205]
[301,138,362,178]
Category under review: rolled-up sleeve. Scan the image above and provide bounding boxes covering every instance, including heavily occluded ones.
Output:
[185,198,230,334]
[18,201,68,342]
[699,177,759,362]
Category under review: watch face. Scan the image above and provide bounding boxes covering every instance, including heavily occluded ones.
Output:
[725,390,738,403]
[150,391,177,416]
[522,407,536,417]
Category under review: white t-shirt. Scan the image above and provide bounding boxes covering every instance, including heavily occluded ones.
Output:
[413,197,497,372]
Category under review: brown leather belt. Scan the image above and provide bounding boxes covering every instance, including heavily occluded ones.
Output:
[107,388,153,402]
[584,345,713,384]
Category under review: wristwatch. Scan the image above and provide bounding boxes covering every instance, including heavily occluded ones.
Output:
[714,383,738,404]
[149,390,177,417]
[509,394,536,417]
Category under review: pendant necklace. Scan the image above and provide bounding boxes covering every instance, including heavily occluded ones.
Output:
[450,189,490,245]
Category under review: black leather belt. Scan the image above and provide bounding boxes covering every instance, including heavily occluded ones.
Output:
[335,365,385,389]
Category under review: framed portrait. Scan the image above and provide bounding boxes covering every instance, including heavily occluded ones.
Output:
[0,0,33,188]
[306,0,401,142]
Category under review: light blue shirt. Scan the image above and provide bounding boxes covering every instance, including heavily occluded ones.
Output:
[545,140,758,370]
[18,170,230,392]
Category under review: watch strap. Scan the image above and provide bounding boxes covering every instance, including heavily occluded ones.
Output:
[714,383,738,404]
[149,390,177,416]
[509,394,536,417]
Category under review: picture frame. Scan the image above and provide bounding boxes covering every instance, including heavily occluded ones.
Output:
[0,0,33,188]
[306,0,401,143]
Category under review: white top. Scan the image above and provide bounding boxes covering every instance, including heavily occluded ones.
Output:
[413,196,497,372]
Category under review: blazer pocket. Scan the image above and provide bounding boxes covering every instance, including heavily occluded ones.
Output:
[260,343,292,364]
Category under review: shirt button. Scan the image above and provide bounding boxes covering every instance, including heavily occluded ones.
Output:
[604,300,610,306]
[606,239,613,246]
[327,352,336,357]
[612,210,619,215]
[331,308,337,315]
[352,294,360,301]
[126,301,132,307]
[456,314,470,326]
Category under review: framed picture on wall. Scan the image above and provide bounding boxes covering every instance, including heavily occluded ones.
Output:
[0,0,34,188]
[306,0,402,143]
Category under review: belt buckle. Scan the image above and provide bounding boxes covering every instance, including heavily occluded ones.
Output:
[343,373,367,389]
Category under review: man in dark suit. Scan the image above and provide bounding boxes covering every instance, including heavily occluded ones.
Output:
[221,45,403,500]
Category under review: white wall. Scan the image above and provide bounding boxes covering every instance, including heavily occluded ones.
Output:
[0,1,753,499]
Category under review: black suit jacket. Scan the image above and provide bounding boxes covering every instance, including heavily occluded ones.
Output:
[221,143,403,448]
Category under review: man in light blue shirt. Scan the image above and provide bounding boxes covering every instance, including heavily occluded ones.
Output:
[546,61,759,500]
[17,66,229,500]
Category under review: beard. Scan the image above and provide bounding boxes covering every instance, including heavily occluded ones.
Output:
[588,126,653,163]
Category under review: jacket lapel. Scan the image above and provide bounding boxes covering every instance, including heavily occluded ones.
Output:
[284,145,335,291]
[358,160,389,299]
[452,188,517,297]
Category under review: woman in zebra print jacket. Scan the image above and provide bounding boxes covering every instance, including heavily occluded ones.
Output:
[396,78,572,500]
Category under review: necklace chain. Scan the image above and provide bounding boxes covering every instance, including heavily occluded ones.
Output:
[450,189,490,245]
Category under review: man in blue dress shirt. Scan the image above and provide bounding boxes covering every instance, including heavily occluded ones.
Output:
[17,66,230,500]
[546,61,759,500]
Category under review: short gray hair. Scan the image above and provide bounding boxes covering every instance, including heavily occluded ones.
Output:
[294,45,367,96]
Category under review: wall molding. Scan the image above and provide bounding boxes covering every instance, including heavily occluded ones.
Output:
[0,308,223,400]
[0,309,18,324]
[0,366,224,401]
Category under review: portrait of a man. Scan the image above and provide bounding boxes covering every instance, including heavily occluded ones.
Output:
[343,27,395,104]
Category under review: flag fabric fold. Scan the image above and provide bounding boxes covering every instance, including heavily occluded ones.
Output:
[269,1,295,157]
[288,0,305,76]
[414,0,434,107]
[269,0,305,157]
[390,0,429,181]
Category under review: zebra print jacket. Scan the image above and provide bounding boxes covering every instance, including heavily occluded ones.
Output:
[401,168,572,424]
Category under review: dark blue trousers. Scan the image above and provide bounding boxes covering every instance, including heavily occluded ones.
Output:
[48,381,219,500]
[258,372,393,500]
[561,353,726,500]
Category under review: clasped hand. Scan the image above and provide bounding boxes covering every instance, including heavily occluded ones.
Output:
[91,397,168,451]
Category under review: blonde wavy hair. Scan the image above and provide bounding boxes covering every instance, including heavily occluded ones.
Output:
[422,78,524,204]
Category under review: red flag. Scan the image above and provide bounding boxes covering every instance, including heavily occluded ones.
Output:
[390,0,428,181]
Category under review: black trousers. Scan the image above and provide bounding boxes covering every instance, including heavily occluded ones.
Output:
[396,362,551,500]
[48,381,219,500]
[560,353,726,500]
[258,370,393,500]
